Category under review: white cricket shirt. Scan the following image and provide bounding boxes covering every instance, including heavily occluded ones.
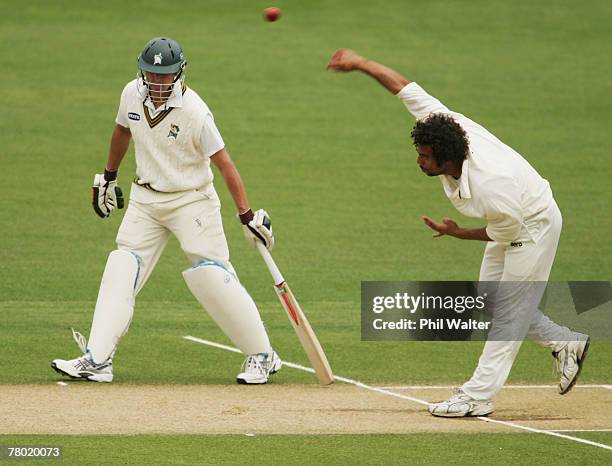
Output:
[397,82,554,244]
[115,78,225,202]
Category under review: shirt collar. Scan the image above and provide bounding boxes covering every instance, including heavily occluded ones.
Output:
[440,157,471,200]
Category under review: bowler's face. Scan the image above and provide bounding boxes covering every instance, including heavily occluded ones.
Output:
[416,145,444,176]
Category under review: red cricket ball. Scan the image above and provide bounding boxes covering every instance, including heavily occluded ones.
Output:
[263,7,281,22]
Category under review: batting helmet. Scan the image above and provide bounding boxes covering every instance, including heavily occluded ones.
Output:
[137,37,187,75]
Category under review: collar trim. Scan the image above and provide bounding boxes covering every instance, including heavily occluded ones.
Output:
[142,83,187,129]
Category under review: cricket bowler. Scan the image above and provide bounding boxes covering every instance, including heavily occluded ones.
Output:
[327,48,590,417]
[51,37,282,384]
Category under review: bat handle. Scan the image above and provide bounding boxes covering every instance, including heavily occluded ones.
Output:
[256,242,285,286]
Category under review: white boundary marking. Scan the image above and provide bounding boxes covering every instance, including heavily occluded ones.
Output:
[183,335,612,452]
[376,384,612,390]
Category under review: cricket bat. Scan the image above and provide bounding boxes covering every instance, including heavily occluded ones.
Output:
[256,242,334,385]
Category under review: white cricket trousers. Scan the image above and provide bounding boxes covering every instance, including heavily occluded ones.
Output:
[87,185,272,362]
[116,187,232,291]
[461,200,574,400]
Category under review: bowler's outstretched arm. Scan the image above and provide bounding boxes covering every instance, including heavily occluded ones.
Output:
[327,48,410,94]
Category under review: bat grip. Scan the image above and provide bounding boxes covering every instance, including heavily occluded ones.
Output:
[256,242,285,286]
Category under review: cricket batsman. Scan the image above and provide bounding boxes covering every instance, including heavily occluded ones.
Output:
[327,49,590,417]
[51,37,282,384]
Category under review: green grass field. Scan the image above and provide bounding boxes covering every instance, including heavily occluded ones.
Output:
[2,0,611,463]
[2,434,612,465]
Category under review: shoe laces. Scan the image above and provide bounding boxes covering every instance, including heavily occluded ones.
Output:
[70,328,111,367]
[74,354,97,371]
[71,328,88,354]
[448,387,469,401]
[241,353,268,375]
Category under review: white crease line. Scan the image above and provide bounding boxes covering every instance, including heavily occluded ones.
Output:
[551,429,612,433]
[376,384,612,390]
[56,381,68,386]
[332,375,429,406]
[183,336,428,406]
[183,335,612,452]
[478,417,612,451]
[184,336,242,354]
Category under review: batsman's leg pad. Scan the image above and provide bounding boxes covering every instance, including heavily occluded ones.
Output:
[183,261,271,355]
[88,250,140,363]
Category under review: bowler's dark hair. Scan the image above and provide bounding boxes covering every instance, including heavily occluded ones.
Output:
[410,113,469,167]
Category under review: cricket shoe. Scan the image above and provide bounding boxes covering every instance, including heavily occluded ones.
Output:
[50,328,113,383]
[236,351,282,384]
[428,388,494,417]
[553,333,590,395]
[51,352,113,383]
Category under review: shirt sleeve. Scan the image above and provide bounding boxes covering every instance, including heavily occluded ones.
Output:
[396,82,451,120]
[200,113,225,158]
[115,83,130,128]
[482,180,524,243]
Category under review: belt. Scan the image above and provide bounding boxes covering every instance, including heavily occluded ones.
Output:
[133,177,163,192]
[133,177,213,197]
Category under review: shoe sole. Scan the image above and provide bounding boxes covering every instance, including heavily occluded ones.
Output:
[560,337,590,395]
[50,362,113,383]
[51,361,80,380]
[429,406,494,418]
[235,368,279,384]
[236,378,268,385]
[469,406,494,417]
[235,368,279,385]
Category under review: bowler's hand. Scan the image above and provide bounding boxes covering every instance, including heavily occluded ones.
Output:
[422,216,460,238]
[327,48,366,72]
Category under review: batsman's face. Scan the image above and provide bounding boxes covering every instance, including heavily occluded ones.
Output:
[415,145,445,176]
[144,72,175,104]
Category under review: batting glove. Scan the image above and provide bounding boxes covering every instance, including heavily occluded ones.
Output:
[240,208,274,250]
[92,171,124,218]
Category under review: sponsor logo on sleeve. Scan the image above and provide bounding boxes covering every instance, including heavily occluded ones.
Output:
[128,112,141,121]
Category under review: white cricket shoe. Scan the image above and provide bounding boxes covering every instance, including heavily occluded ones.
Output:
[51,352,114,383]
[50,328,114,383]
[236,351,282,384]
[428,388,494,417]
[553,333,590,395]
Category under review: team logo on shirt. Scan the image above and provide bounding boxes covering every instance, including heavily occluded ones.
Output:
[168,123,180,139]
[154,53,163,65]
[128,112,141,121]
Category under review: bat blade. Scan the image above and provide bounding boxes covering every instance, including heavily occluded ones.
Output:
[274,282,334,385]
